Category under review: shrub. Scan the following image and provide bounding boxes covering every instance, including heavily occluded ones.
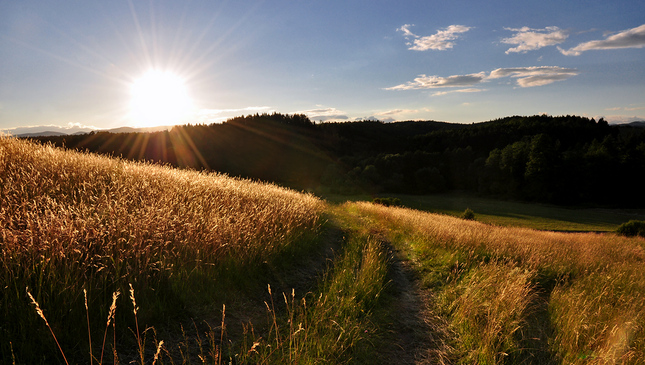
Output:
[462,208,475,220]
[372,197,402,207]
[616,220,645,237]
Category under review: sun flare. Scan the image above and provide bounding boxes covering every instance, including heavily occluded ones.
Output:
[130,69,193,128]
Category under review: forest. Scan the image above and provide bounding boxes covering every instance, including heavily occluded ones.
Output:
[33,113,645,207]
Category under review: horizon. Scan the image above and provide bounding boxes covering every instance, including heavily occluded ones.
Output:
[2,112,644,137]
[1,1,644,131]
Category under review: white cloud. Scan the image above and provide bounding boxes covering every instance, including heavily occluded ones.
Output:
[377,109,409,116]
[398,24,416,38]
[488,66,579,87]
[559,24,645,56]
[598,115,645,124]
[297,107,349,121]
[398,24,472,51]
[386,66,577,91]
[502,26,568,54]
[432,88,485,96]
[368,109,420,122]
[606,106,645,112]
[1,122,103,136]
[384,72,487,90]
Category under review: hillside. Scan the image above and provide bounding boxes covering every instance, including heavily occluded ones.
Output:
[0,137,327,363]
[2,136,645,364]
[33,113,645,207]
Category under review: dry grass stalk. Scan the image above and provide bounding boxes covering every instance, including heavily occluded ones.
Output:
[26,288,69,365]
[100,290,120,365]
[84,289,93,365]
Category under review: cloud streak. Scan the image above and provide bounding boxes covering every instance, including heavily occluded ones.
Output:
[502,26,569,54]
[386,66,578,91]
[432,88,486,96]
[384,72,487,90]
[559,24,645,56]
[398,24,472,51]
[488,66,579,87]
[296,107,349,121]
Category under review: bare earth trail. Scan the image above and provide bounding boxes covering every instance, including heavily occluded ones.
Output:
[372,238,453,365]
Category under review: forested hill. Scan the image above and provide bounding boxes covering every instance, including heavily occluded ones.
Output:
[33,113,645,207]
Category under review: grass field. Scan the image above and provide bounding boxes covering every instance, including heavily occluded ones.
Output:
[344,201,645,364]
[3,136,645,364]
[322,192,645,232]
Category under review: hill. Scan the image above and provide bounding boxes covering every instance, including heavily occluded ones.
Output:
[2,136,645,364]
[32,113,645,207]
[0,136,326,363]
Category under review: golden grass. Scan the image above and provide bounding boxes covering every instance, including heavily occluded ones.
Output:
[346,201,645,364]
[0,136,324,362]
[1,136,323,275]
[348,201,645,273]
[5,135,645,363]
[238,234,389,364]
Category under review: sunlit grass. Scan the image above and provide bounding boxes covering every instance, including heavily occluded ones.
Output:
[4,135,645,364]
[346,201,645,364]
[0,136,324,363]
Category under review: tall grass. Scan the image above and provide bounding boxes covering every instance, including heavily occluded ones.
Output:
[5,135,645,364]
[237,233,389,364]
[347,201,645,364]
[0,137,324,363]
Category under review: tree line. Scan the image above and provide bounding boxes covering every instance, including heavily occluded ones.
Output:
[32,113,645,207]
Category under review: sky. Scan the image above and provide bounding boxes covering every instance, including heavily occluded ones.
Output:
[1,0,644,132]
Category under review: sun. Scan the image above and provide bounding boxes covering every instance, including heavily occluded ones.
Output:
[129,69,193,128]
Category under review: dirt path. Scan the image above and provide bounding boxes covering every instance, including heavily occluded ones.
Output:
[375,242,454,365]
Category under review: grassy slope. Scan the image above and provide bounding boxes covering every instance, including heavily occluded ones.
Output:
[0,138,390,364]
[344,202,645,364]
[4,137,645,364]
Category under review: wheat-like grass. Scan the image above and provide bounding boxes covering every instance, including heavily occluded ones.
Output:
[26,288,70,365]
[1,136,324,362]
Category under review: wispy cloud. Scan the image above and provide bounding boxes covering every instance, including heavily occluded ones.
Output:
[606,105,645,112]
[384,72,487,90]
[370,109,417,117]
[386,66,578,92]
[597,114,645,124]
[488,66,579,87]
[432,88,486,96]
[368,109,420,122]
[559,24,645,56]
[297,107,349,121]
[398,24,472,51]
[502,26,569,54]
[1,122,103,136]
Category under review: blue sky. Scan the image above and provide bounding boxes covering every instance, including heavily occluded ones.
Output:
[1,0,644,131]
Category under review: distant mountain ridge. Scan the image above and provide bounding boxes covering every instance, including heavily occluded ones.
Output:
[2,125,171,138]
[625,121,645,128]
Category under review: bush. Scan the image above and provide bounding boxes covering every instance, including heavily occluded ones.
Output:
[616,220,645,237]
[462,208,476,220]
[373,197,403,207]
